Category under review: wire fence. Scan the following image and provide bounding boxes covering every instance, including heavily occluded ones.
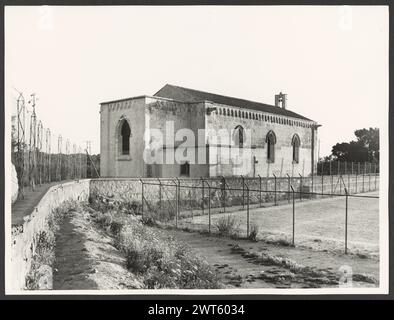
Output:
[317,160,379,176]
[11,91,100,200]
[140,174,379,255]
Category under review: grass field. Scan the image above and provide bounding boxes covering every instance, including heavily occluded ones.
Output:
[181,191,379,257]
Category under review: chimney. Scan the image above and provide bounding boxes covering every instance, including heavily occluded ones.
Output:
[275,92,287,109]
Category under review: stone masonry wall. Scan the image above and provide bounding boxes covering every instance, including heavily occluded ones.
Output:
[9,180,90,292]
[205,101,318,177]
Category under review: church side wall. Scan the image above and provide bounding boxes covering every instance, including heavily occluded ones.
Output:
[205,102,318,177]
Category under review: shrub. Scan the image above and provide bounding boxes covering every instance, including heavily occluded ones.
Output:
[216,215,238,236]
[109,220,123,235]
[26,230,56,289]
[141,214,156,226]
[120,201,142,215]
[96,212,112,228]
[91,204,222,289]
[126,248,147,273]
[248,223,259,241]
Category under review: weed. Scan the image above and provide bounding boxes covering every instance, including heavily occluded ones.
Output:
[96,212,112,229]
[141,214,157,226]
[216,215,238,236]
[248,223,260,242]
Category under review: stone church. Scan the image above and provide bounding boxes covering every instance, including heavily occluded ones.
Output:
[100,84,320,178]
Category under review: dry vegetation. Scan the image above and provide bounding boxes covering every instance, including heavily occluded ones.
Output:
[89,200,222,289]
[25,200,83,289]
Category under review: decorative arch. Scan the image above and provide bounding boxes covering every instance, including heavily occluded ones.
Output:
[233,125,245,148]
[266,130,276,163]
[292,134,301,164]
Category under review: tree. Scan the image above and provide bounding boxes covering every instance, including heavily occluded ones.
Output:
[331,127,379,163]
[354,128,379,161]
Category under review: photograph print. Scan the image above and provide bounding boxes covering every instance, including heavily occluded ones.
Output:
[4,5,389,294]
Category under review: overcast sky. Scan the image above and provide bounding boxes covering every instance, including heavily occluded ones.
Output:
[5,5,388,156]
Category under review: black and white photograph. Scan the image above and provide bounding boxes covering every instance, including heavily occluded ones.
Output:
[4,4,389,295]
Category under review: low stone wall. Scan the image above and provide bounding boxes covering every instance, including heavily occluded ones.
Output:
[89,175,380,213]
[89,176,312,212]
[9,179,90,291]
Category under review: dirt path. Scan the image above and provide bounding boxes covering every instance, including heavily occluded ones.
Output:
[159,228,379,289]
[51,208,378,289]
[53,210,142,290]
[12,181,68,227]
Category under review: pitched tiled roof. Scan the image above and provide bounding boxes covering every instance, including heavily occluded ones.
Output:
[154,84,313,121]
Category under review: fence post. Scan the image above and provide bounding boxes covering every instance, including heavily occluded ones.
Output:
[331,174,333,197]
[189,190,193,220]
[176,178,180,229]
[299,173,302,201]
[362,162,365,193]
[351,162,354,193]
[201,177,204,215]
[344,187,348,254]
[273,173,277,206]
[246,185,250,238]
[287,173,291,203]
[158,178,162,209]
[208,183,211,234]
[241,175,245,209]
[258,174,262,207]
[330,161,333,197]
[140,179,144,219]
[339,174,342,195]
[355,170,358,194]
[369,163,371,192]
[291,185,295,246]
[374,164,377,190]
[321,162,324,198]
[221,176,226,213]
[311,170,314,200]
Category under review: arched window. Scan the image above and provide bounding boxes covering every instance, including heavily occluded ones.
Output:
[292,134,300,163]
[234,125,245,148]
[266,130,276,163]
[119,119,131,155]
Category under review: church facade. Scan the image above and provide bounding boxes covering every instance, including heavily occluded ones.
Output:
[99,84,320,178]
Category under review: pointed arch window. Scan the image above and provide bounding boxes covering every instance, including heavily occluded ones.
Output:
[234,125,245,148]
[119,119,131,155]
[292,134,300,164]
[266,130,276,163]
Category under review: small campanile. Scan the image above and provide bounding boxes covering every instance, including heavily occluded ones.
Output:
[275,92,287,109]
